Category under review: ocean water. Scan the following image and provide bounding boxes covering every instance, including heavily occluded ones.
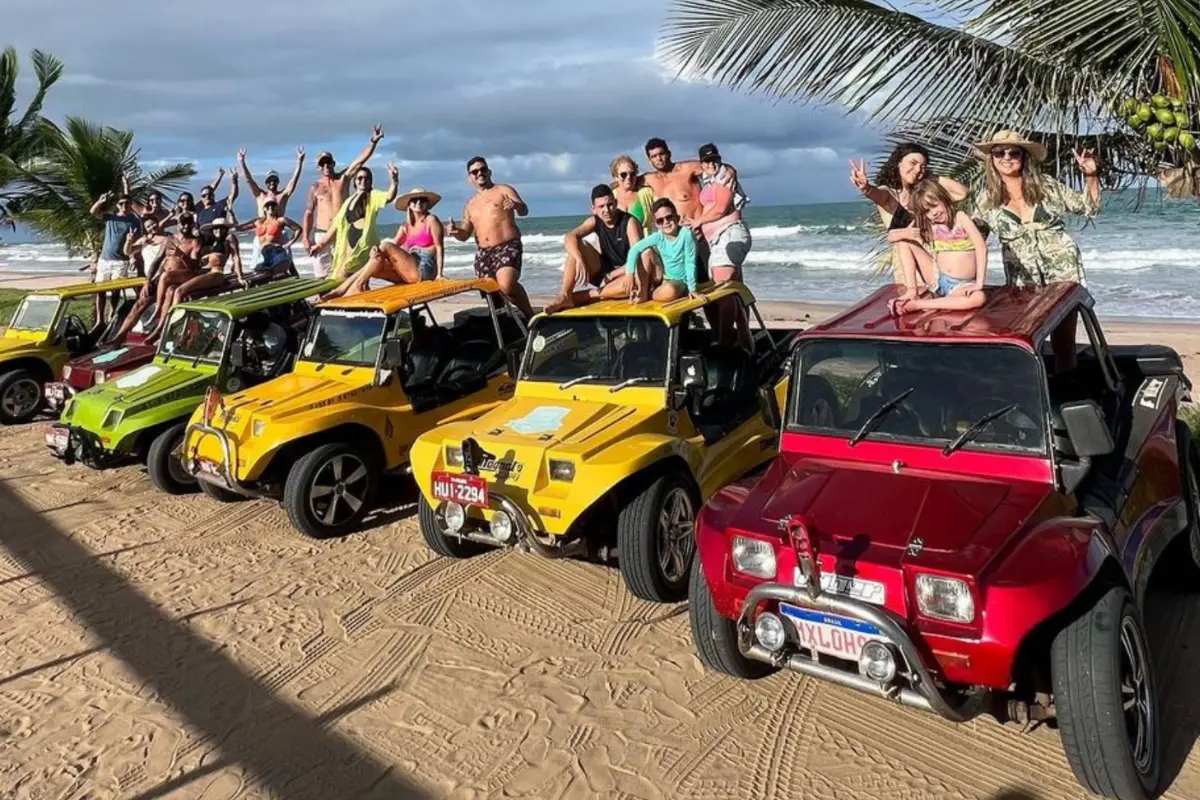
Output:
[4,196,1199,319]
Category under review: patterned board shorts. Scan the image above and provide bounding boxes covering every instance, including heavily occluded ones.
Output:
[474,239,522,279]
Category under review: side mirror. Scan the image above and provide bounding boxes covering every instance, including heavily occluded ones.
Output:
[757,385,782,430]
[506,348,522,380]
[679,355,707,391]
[382,338,407,370]
[1061,400,1114,457]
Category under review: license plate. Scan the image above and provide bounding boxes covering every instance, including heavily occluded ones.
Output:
[779,604,885,662]
[794,568,886,605]
[45,383,66,402]
[44,427,69,451]
[431,471,489,507]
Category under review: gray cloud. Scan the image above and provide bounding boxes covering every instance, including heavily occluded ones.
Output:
[9,0,884,220]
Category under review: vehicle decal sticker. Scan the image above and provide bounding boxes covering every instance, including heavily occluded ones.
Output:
[1137,377,1166,409]
[91,347,130,365]
[508,405,570,435]
[114,364,162,389]
[531,335,546,353]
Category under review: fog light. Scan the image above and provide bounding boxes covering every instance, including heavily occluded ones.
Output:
[490,510,514,542]
[445,446,463,466]
[443,501,466,533]
[859,641,897,683]
[754,612,786,652]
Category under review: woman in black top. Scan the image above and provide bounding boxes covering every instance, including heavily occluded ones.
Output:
[849,143,969,288]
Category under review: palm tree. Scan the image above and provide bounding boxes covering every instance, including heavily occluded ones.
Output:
[657,0,1200,192]
[11,117,194,261]
[0,47,64,228]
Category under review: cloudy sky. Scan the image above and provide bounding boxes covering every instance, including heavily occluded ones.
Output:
[9,0,884,222]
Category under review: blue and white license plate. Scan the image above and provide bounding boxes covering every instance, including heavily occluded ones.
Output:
[779,604,885,662]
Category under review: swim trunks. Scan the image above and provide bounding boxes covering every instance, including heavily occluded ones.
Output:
[474,239,522,279]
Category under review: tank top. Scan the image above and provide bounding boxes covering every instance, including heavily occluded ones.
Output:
[594,211,632,269]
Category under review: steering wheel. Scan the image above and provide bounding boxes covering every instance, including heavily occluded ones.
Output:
[64,314,89,339]
[955,396,1041,447]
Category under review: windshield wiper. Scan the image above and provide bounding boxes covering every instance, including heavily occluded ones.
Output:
[848,387,914,446]
[942,403,1018,456]
[609,376,659,393]
[558,374,605,390]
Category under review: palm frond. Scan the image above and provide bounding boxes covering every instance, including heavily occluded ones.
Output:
[658,0,1099,139]
[15,49,64,132]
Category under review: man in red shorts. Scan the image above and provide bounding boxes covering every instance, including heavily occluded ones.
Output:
[446,156,534,319]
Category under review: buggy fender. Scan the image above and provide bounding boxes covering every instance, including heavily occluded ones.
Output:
[694,477,773,620]
[973,518,1118,687]
[567,433,702,513]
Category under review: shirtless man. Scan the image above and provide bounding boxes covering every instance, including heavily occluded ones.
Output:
[239,146,305,215]
[446,156,533,319]
[301,126,384,278]
[641,138,738,283]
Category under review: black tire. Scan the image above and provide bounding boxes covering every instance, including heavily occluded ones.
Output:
[797,375,840,428]
[283,442,378,538]
[147,423,198,494]
[198,478,247,503]
[0,368,44,425]
[417,494,487,558]
[688,557,776,680]
[617,469,698,603]
[1052,585,1160,800]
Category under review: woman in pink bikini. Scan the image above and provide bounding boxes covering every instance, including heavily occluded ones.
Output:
[336,187,445,296]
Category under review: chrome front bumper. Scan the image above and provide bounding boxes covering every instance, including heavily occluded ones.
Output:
[736,583,986,722]
[184,422,260,498]
[435,491,584,559]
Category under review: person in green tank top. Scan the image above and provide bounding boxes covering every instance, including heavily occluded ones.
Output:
[610,154,657,233]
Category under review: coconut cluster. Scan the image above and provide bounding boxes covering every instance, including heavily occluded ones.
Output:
[1122,94,1197,152]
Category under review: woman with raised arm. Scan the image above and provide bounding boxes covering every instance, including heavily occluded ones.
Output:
[314,162,400,299]
[849,143,969,289]
[237,197,303,272]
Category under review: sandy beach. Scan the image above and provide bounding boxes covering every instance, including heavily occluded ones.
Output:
[1,269,1198,799]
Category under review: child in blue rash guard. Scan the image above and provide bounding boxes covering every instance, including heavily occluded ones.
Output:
[620,198,699,303]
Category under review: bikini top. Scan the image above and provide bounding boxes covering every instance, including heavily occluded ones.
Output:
[398,218,435,249]
[256,217,285,241]
[932,224,975,252]
[887,203,913,230]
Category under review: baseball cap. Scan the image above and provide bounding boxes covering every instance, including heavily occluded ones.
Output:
[317,151,334,165]
[265,169,280,180]
[698,143,720,162]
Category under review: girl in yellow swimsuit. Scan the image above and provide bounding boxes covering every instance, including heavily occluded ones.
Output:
[892,180,987,313]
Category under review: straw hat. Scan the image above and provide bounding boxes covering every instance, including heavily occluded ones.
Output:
[974,130,1047,163]
[394,187,442,210]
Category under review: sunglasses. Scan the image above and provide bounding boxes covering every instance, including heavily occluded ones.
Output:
[991,147,1025,160]
[410,197,428,204]
[469,167,488,176]
[618,171,636,179]
[655,213,678,224]
[355,175,370,182]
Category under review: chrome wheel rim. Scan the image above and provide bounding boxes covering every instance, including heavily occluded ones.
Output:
[1,377,41,420]
[309,454,369,527]
[1119,614,1155,775]
[657,486,695,583]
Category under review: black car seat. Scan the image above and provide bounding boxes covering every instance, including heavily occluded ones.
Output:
[615,339,664,381]
[691,345,754,436]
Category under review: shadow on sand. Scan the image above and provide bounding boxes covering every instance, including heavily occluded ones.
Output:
[0,482,430,799]
[1145,564,1200,798]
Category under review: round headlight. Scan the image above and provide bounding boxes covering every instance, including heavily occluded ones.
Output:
[443,501,466,533]
[859,641,897,683]
[754,612,786,652]
[490,510,514,542]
